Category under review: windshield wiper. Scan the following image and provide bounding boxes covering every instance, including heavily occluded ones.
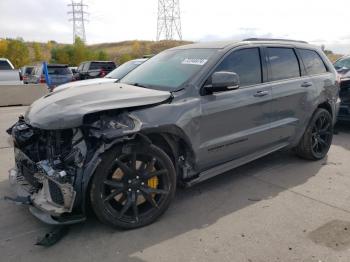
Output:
[171,87,185,93]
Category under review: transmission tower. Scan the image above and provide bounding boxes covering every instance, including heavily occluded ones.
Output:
[68,0,88,43]
[156,0,182,41]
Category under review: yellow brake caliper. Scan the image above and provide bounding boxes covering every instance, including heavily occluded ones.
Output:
[147,176,159,192]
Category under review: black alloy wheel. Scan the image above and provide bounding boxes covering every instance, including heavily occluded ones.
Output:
[311,111,333,158]
[90,143,176,229]
[295,108,333,160]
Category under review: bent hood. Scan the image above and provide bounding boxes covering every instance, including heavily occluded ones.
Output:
[53,78,116,92]
[25,82,171,129]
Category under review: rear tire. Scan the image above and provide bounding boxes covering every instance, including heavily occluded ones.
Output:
[295,108,333,160]
[90,142,176,229]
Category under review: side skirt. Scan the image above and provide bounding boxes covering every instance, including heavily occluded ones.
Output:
[184,142,289,187]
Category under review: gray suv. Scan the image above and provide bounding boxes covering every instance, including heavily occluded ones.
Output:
[7,39,339,229]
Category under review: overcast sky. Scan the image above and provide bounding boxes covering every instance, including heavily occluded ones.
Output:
[0,0,349,54]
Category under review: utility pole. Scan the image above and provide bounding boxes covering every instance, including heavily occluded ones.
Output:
[156,0,182,41]
[68,0,88,43]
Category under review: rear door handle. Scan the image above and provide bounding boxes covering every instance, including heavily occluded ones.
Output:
[254,90,269,97]
[301,82,313,87]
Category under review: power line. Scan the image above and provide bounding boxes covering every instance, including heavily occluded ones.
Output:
[68,0,88,43]
[157,0,182,41]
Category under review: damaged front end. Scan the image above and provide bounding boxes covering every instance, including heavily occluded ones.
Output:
[7,112,141,225]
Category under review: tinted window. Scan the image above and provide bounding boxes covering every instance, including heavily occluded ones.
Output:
[47,66,72,75]
[0,60,12,70]
[90,62,116,70]
[267,48,300,81]
[214,48,262,86]
[25,67,33,74]
[298,49,327,75]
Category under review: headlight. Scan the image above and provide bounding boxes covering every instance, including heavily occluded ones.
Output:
[87,112,141,140]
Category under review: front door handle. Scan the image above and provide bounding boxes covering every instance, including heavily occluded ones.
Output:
[301,82,313,87]
[254,90,269,97]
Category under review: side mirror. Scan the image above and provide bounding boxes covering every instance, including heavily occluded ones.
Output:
[205,71,240,94]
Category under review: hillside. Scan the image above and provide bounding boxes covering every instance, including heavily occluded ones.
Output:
[89,40,193,64]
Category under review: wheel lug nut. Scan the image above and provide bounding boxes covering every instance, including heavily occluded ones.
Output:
[128,188,132,192]
[137,190,140,193]
[128,180,131,183]
[141,182,145,185]
[136,176,139,179]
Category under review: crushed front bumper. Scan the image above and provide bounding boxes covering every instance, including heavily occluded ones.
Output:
[8,150,86,225]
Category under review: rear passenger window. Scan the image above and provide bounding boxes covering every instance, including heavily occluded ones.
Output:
[267,48,300,81]
[298,49,327,75]
[215,48,262,87]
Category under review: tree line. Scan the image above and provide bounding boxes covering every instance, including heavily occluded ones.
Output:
[0,37,109,68]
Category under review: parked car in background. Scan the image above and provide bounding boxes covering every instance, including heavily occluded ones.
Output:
[69,66,78,74]
[20,66,34,84]
[334,56,350,121]
[0,58,22,85]
[53,58,147,92]
[27,64,73,89]
[74,61,116,80]
[8,39,339,229]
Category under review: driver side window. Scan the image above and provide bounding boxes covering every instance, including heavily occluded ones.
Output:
[213,48,262,87]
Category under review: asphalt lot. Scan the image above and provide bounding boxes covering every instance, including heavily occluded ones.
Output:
[1,106,350,262]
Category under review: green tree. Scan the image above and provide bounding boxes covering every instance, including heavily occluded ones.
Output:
[72,37,89,65]
[6,39,29,68]
[118,53,133,64]
[97,50,108,60]
[33,42,43,62]
[0,39,8,57]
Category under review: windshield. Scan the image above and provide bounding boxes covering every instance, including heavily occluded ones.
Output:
[106,60,145,79]
[334,57,350,69]
[120,48,217,90]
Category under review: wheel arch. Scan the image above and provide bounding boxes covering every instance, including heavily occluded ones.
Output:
[317,100,333,117]
[82,125,196,213]
[142,125,197,180]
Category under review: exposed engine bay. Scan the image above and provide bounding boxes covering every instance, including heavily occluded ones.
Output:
[7,111,142,222]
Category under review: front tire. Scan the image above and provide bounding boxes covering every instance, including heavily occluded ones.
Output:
[90,143,176,229]
[295,108,333,160]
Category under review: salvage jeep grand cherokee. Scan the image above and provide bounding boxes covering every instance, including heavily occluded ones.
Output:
[7,39,339,229]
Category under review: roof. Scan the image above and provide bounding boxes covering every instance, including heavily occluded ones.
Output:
[47,64,69,67]
[173,41,238,49]
[171,38,313,50]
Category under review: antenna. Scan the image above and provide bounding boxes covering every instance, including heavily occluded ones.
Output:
[68,0,88,43]
[157,0,182,41]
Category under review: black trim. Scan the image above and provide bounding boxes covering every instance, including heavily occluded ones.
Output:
[200,46,265,96]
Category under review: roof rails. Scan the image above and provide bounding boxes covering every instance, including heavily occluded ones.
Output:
[243,38,308,44]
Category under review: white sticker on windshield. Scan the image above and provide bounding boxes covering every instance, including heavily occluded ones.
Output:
[182,58,208,66]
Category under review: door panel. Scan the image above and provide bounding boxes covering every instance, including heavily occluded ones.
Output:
[266,47,310,145]
[268,78,310,145]
[198,84,272,170]
[196,47,276,171]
